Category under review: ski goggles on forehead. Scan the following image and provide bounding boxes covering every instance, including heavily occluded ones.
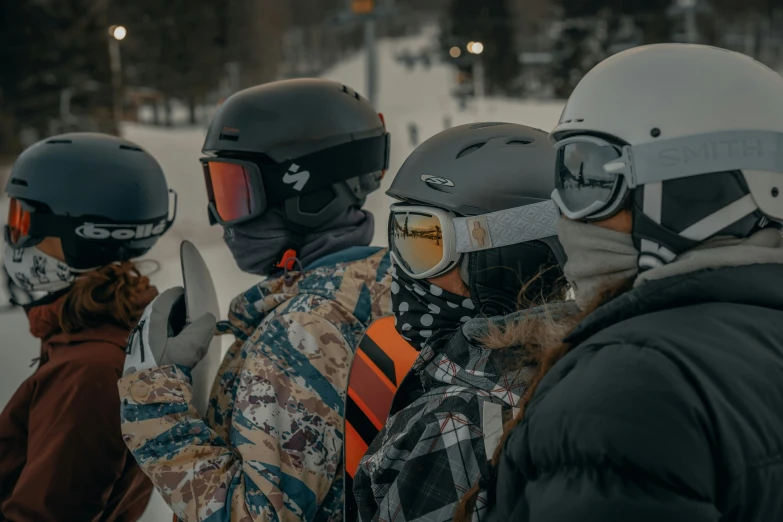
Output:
[388,201,559,279]
[4,194,177,249]
[201,133,390,226]
[553,130,783,221]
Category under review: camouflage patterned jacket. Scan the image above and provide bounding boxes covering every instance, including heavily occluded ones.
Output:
[119,247,392,521]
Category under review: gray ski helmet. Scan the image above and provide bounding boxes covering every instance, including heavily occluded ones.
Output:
[387,123,566,316]
[5,133,174,269]
[201,79,389,230]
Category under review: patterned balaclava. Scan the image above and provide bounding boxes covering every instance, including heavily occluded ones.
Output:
[390,261,478,350]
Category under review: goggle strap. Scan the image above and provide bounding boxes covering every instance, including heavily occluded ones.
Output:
[624,130,783,188]
[261,133,390,205]
[26,213,170,241]
[453,200,559,253]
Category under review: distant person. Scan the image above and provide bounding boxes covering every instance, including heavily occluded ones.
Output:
[121,79,393,521]
[457,44,783,522]
[353,123,571,521]
[0,133,174,520]
[408,122,419,146]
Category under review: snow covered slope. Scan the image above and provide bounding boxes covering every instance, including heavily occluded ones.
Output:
[0,28,565,521]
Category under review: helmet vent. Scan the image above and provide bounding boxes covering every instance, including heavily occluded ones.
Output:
[456,143,486,158]
[119,144,143,152]
[507,139,533,145]
[45,139,72,144]
[9,178,28,187]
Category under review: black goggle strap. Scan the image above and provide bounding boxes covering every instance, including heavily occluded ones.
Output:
[25,212,172,243]
[261,133,390,205]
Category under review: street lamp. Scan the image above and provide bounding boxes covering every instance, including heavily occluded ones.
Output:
[466,41,485,98]
[108,26,126,128]
[110,25,127,41]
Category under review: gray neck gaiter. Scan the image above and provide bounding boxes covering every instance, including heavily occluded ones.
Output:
[224,206,375,276]
[556,217,639,309]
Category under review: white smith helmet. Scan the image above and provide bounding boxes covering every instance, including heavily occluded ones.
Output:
[550,44,783,270]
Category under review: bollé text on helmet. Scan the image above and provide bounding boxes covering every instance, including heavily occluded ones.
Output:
[75,219,168,240]
[657,139,764,168]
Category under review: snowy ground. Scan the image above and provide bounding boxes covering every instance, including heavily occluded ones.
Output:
[0,28,565,521]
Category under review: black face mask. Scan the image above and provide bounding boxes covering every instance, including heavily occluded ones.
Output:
[391,261,478,350]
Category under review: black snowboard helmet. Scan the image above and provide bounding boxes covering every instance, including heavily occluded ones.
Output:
[5,133,175,269]
[387,122,566,316]
[200,79,390,240]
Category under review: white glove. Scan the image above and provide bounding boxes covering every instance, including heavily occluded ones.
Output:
[123,287,217,376]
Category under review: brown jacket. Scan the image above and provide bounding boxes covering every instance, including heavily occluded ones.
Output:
[0,295,154,521]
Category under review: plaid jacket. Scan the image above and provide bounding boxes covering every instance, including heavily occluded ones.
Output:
[119,247,392,522]
[353,304,577,522]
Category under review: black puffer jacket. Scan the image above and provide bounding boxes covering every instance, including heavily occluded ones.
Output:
[487,264,783,522]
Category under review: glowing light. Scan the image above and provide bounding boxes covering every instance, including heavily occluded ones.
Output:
[110,25,127,41]
[449,46,462,58]
[469,41,484,55]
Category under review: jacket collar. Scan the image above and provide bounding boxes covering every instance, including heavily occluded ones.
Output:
[27,285,157,363]
[462,302,579,343]
[566,264,783,345]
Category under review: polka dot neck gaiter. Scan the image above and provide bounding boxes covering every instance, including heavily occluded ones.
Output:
[390,262,478,350]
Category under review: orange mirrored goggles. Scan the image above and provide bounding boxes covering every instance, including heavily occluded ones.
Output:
[201,159,262,225]
[5,198,35,248]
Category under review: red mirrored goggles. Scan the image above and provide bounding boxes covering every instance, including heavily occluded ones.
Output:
[200,132,391,226]
[201,159,265,226]
[6,197,33,247]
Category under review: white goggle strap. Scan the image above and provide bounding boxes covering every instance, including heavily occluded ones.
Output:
[453,200,559,253]
[638,181,676,270]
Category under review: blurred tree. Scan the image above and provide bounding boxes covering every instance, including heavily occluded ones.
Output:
[551,0,672,97]
[113,0,226,125]
[112,0,288,126]
[441,0,519,95]
[711,0,780,15]
[705,0,783,64]
[0,0,116,154]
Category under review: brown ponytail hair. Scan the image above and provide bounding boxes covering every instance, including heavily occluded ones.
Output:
[453,277,635,521]
[59,261,156,334]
